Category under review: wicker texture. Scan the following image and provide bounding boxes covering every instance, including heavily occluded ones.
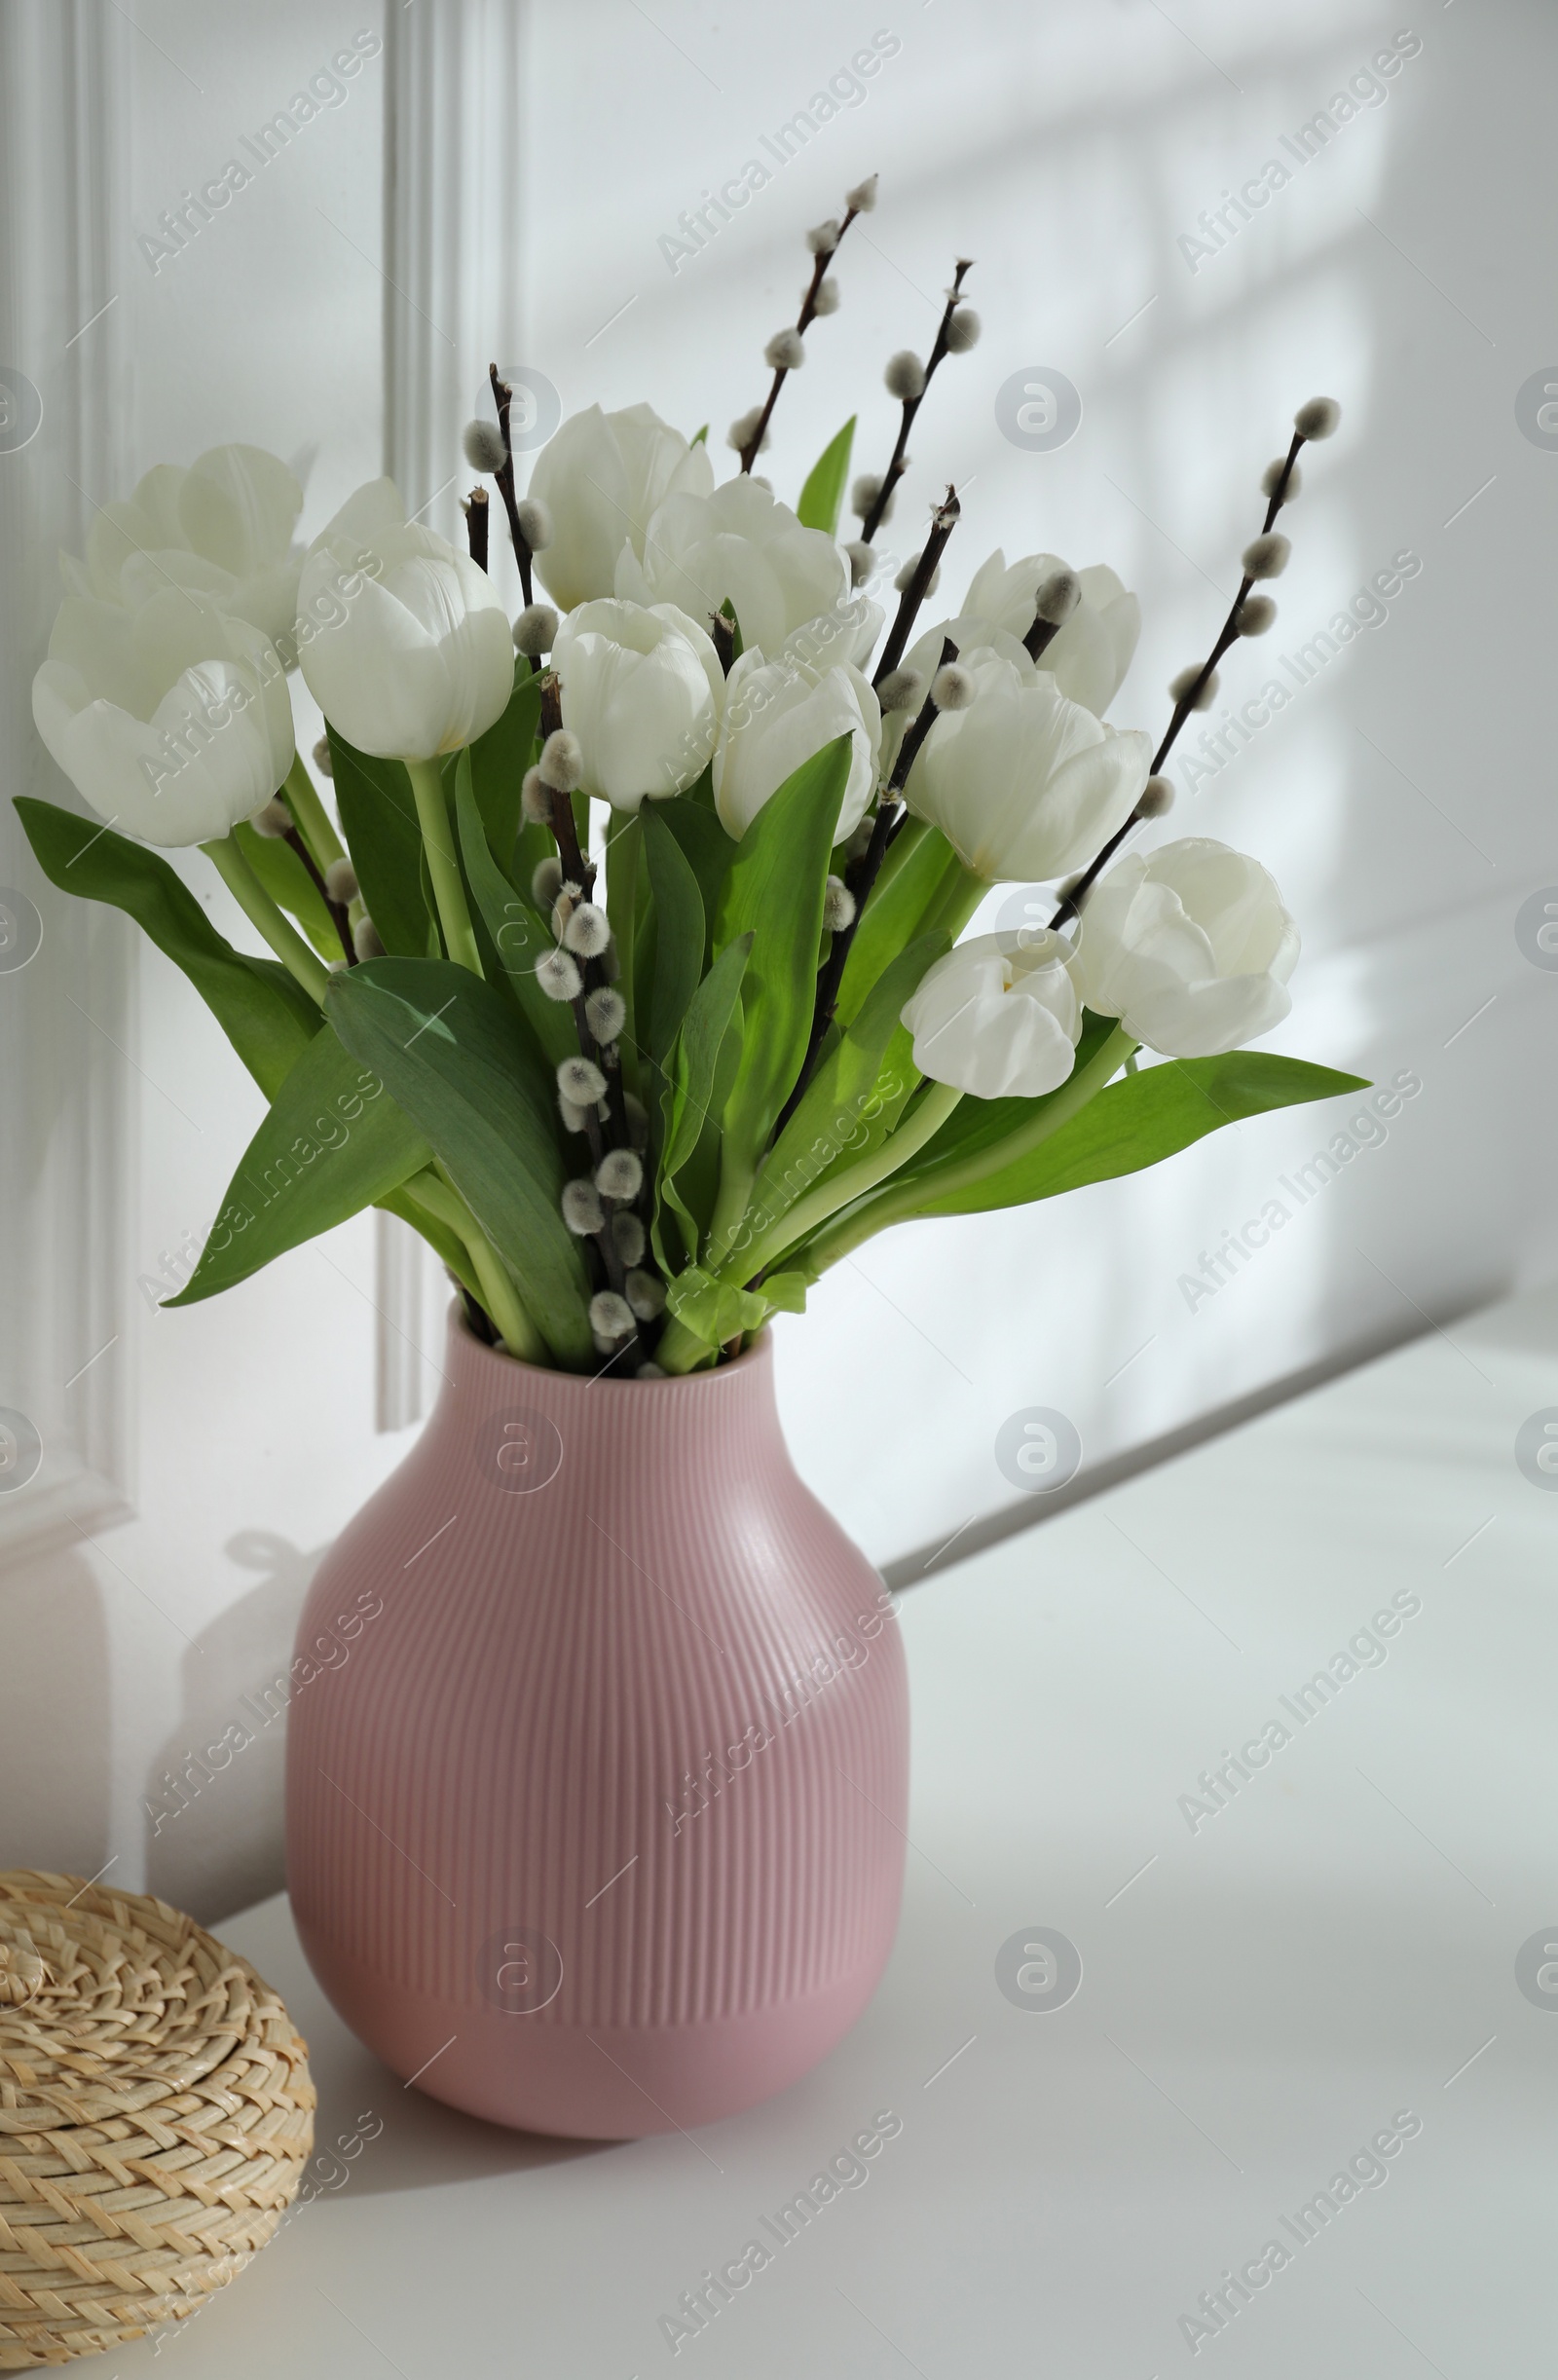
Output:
[0,1871,315,2367]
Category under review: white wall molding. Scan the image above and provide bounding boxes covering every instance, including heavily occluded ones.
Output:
[375,0,530,1426]
[0,0,136,1561]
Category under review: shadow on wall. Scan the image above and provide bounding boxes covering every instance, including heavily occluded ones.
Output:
[0,1548,111,1878]
[145,1528,324,1924]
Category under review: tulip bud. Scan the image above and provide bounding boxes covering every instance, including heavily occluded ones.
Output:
[876,666,924,714]
[612,1209,647,1265]
[811,277,840,316]
[1169,664,1218,709]
[894,555,940,597]
[463,419,507,473]
[884,350,927,402]
[324,856,358,904]
[312,734,334,779]
[765,328,807,372]
[931,662,975,711]
[1137,775,1174,818]
[562,900,611,957]
[595,1147,644,1202]
[539,728,584,792]
[944,306,981,353]
[537,948,582,1002]
[521,764,552,822]
[295,480,514,762]
[806,218,841,254]
[844,540,874,587]
[532,855,564,908]
[823,874,857,932]
[1294,395,1341,440]
[902,931,1086,1098]
[559,1055,608,1104]
[553,598,725,810]
[727,405,770,456]
[625,1268,667,1320]
[1241,532,1290,580]
[352,916,385,960]
[585,985,626,1043]
[1033,569,1081,625]
[1239,593,1277,636]
[845,173,879,213]
[624,1092,649,1149]
[515,497,553,551]
[1077,837,1298,1059]
[589,1290,636,1344]
[250,798,292,838]
[1261,456,1302,502]
[562,1177,605,1235]
[513,603,559,656]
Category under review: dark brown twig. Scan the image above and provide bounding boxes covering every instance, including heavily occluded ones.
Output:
[872,488,960,688]
[488,364,535,605]
[859,261,972,544]
[464,488,489,574]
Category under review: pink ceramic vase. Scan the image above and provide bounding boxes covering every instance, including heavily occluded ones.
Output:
[284,1310,909,2138]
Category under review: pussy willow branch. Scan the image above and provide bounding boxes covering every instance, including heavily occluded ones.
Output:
[859,260,972,544]
[774,636,956,1137]
[738,203,863,474]
[538,674,637,1186]
[872,486,960,688]
[488,364,535,605]
[1051,428,1308,933]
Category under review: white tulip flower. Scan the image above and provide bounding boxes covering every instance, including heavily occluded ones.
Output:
[528,403,714,613]
[60,444,307,653]
[906,655,1150,883]
[1076,837,1300,1059]
[906,549,1140,718]
[714,636,882,842]
[32,586,294,846]
[294,479,514,761]
[616,474,850,659]
[901,929,1084,1099]
[551,599,724,811]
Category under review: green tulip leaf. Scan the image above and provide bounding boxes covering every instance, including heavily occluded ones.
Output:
[328,726,434,958]
[453,750,575,1069]
[655,793,733,948]
[713,733,852,1183]
[14,796,317,1097]
[326,957,596,1365]
[835,819,959,1026]
[653,934,750,1275]
[797,415,856,536]
[467,661,542,873]
[639,804,706,1073]
[167,1023,431,1305]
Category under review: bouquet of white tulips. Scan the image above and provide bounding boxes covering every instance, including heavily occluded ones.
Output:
[20,178,1361,1378]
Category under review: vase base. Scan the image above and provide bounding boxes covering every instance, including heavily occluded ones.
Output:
[296,1921,894,2138]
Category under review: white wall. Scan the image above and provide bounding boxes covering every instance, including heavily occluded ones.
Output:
[3,0,1554,1922]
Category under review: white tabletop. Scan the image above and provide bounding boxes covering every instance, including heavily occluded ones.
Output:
[116,1282,1558,2378]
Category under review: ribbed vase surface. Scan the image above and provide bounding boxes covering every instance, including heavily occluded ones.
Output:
[284,1312,909,2138]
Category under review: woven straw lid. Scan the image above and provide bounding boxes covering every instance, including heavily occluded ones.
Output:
[0,1871,315,2368]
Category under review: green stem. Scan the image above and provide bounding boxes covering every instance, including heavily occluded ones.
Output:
[408,1167,548,1363]
[922,857,988,943]
[202,833,331,1003]
[605,810,642,1102]
[728,1079,964,1284]
[655,1314,718,1377]
[282,752,345,871]
[406,757,484,976]
[803,1024,1137,1274]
